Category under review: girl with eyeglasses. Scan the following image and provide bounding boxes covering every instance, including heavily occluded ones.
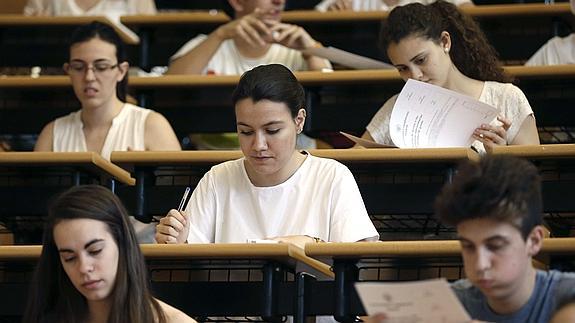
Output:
[34,21,181,160]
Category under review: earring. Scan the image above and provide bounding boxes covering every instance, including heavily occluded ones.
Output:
[444,47,449,53]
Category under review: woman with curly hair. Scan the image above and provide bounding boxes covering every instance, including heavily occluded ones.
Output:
[361,0,539,153]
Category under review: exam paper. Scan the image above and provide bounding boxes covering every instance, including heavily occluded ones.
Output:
[340,131,396,148]
[390,79,498,148]
[355,278,471,323]
[301,46,394,70]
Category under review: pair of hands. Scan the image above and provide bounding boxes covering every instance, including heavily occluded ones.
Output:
[472,116,511,151]
[155,209,318,249]
[214,8,318,51]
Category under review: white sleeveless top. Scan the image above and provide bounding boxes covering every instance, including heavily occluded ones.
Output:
[53,103,151,160]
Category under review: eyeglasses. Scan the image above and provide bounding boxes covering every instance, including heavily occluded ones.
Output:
[67,61,119,75]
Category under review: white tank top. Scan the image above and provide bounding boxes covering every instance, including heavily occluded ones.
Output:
[53,103,151,160]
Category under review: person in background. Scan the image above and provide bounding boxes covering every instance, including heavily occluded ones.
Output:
[168,0,331,150]
[155,64,378,248]
[167,0,331,75]
[360,1,539,153]
[22,185,196,323]
[34,21,180,161]
[525,0,575,66]
[315,0,473,12]
[24,0,156,19]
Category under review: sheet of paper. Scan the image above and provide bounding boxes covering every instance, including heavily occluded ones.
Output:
[302,46,394,70]
[390,79,498,148]
[355,278,471,323]
[340,131,397,148]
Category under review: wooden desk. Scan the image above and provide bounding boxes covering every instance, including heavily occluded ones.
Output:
[0,152,134,243]
[304,238,575,320]
[0,243,331,322]
[110,148,477,230]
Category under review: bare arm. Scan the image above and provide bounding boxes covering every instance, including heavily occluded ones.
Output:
[144,112,181,151]
[269,22,331,71]
[34,121,54,151]
[509,115,540,145]
[167,12,270,75]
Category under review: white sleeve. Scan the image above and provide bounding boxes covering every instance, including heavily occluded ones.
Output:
[170,34,209,62]
[23,0,49,15]
[133,0,157,14]
[525,41,550,66]
[185,169,217,243]
[328,165,379,242]
[315,0,336,11]
[365,94,398,145]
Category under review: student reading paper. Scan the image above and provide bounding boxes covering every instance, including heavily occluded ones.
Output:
[360,1,539,153]
[368,156,575,323]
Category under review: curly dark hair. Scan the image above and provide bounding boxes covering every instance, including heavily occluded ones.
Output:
[435,156,542,240]
[380,1,512,83]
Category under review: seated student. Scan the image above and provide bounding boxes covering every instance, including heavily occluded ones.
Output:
[22,185,196,323]
[24,0,156,18]
[551,296,575,323]
[360,1,539,153]
[34,21,181,161]
[167,0,331,75]
[525,0,575,66]
[315,0,473,12]
[155,64,379,248]
[433,156,575,322]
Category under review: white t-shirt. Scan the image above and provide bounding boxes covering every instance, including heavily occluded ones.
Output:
[52,103,151,160]
[525,34,575,66]
[366,81,534,154]
[23,0,156,19]
[184,153,379,243]
[171,34,324,75]
[315,0,472,12]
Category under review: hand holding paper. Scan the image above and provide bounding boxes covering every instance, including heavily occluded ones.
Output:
[389,79,498,148]
[355,278,471,323]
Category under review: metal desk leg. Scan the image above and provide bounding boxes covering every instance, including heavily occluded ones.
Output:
[334,260,359,323]
[262,262,283,323]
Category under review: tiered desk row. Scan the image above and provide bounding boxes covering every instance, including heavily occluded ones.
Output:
[1,3,575,321]
[1,237,574,321]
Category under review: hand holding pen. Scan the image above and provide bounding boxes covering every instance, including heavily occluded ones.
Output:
[155,187,192,244]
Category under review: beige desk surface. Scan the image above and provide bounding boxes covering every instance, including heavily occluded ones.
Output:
[110,148,478,168]
[1,65,573,88]
[281,3,572,22]
[490,144,575,159]
[305,238,575,259]
[0,243,333,277]
[0,15,139,44]
[121,11,230,26]
[0,152,135,185]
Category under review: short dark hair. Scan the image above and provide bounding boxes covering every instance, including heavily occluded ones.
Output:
[231,64,306,118]
[23,185,166,323]
[68,21,129,101]
[435,156,542,240]
[379,1,511,83]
